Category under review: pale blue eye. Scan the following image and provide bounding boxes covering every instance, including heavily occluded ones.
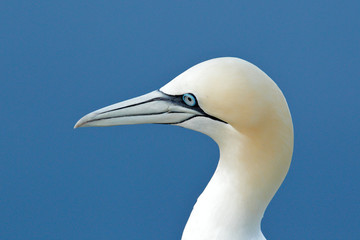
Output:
[182,93,197,106]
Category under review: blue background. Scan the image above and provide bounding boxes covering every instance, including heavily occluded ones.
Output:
[1,1,359,239]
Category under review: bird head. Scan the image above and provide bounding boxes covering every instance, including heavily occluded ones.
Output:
[75,57,292,149]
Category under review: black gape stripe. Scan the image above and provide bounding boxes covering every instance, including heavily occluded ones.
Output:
[92,90,227,125]
[160,115,213,125]
[159,90,228,124]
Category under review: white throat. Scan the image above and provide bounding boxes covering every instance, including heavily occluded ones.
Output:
[179,119,291,240]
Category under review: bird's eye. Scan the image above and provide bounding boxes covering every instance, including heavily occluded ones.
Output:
[182,93,197,106]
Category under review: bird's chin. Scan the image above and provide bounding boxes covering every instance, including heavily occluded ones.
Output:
[176,117,230,142]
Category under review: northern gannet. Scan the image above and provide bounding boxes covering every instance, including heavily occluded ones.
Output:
[74,57,294,240]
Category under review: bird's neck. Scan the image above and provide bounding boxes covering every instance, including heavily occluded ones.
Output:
[182,124,292,240]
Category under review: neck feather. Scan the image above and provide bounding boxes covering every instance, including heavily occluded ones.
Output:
[181,122,292,240]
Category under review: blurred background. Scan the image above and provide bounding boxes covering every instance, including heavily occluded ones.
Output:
[1,1,359,239]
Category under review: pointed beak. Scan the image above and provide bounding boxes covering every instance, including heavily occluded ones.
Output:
[74,90,202,128]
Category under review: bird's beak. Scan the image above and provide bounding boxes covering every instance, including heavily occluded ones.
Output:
[74,90,203,128]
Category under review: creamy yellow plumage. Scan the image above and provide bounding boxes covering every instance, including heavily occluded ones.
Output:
[75,57,294,240]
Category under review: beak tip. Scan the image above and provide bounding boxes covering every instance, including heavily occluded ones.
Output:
[74,118,86,129]
[73,122,81,129]
[74,111,100,129]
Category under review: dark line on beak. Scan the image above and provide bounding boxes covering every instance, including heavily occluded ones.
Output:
[86,111,170,124]
[164,115,203,125]
[99,97,171,116]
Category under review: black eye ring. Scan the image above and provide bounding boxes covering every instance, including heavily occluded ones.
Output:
[182,93,197,106]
